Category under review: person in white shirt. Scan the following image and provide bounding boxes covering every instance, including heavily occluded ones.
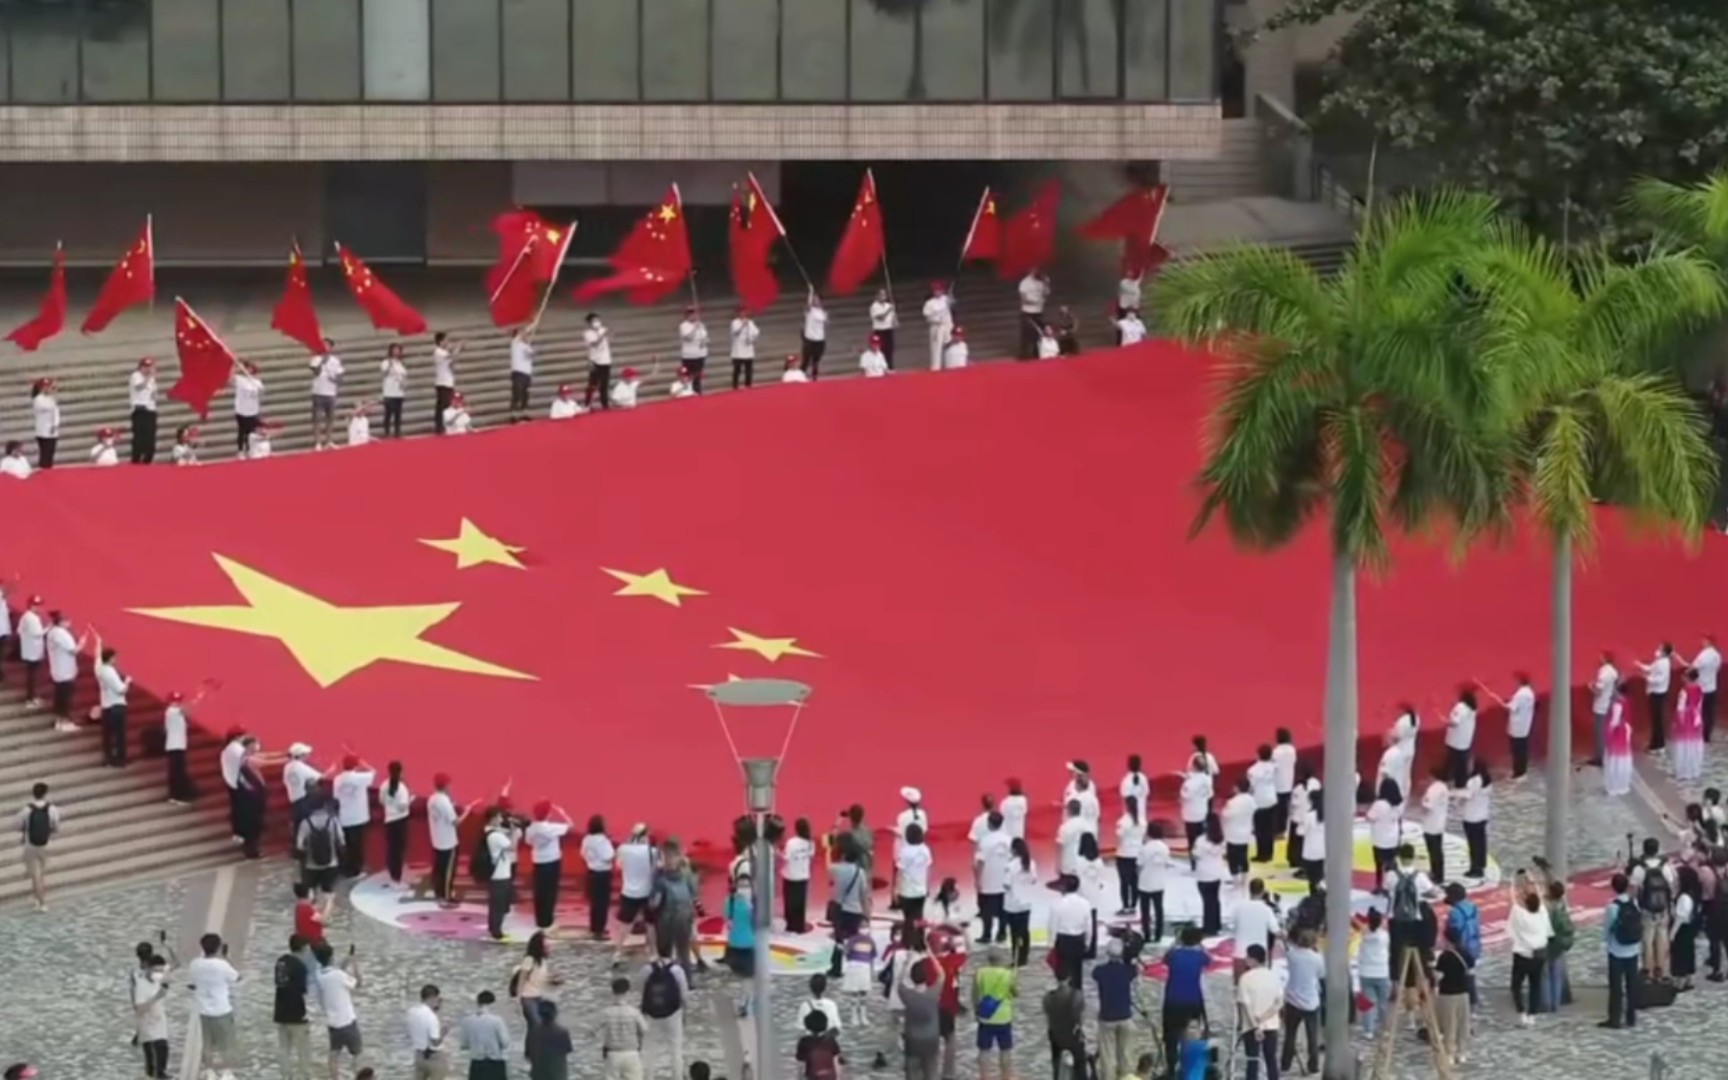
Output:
[17,595,46,708]
[44,610,87,732]
[379,343,407,437]
[1246,744,1279,863]
[581,815,617,940]
[782,355,810,384]
[1638,642,1676,753]
[508,326,536,423]
[231,362,264,455]
[483,805,523,941]
[802,291,830,380]
[1047,875,1093,984]
[132,947,174,1076]
[442,392,473,435]
[523,800,573,930]
[1479,672,1538,778]
[93,643,131,766]
[379,761,413,887]
[678,306,709,394]
[281,742,323,854]
[942,325,970,369]
[1236,944,1284,1078]
[345,402,372,447]
[127,356,159,463]
[218,732,256,843]
[1016,269,1049,358]
[309,340,345,450]
[248,420,276,458]
[0,440,32,479]
[1591,650,1620,763]
[616,823,658,948]
[859,335,890,378]
[1114,795,1147,916]
[549,382,584,419]
[1300,787,1327,885]
[431,331,461,433]
[162,688,201,804]
[973,812,1011,943]
[894,786,929,857]
[1000,838,1038,964]
[426,772,470,905]
[1192,817,1228,934]
[783,817,817,933]
[1376,733,1414,805]
[1445,688,1478,785]
[189,932,242,1080]
[1178,763,1214,855]
[1190,736,1221,777]
[729,306,760,389]
[1419,765,1451,885]
[171,425,200,466]
[583,313,614,410]
[1455,761,1492,878]
[1367,777,1405,882]
[1062,761,1102,832]
[89,427,119,467]
[1136,822,1172,942]
[869,287,898,369]
[612,366,643,409]
[1231,878,1282,977]
[922,281,954,371]
[999,777,1028,842]
[312,941,365,1069]
[31,377,60,468]
[1506,881,1551,1023]
[1220,777,1256,885]
[1055,799,1090,884]
[1116,310,1148,346]
[1035,322,1062,360]
[1679,633,1722,742]
[668,367,697,399]
[333,754,377,877]
[895,821,934,923]
[406,984,447,1078]
[1115,269,1142,323]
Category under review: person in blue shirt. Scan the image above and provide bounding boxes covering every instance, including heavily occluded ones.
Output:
[1601,872,1641,1028]
[1160,927,1210,1070]
[725,878,756,977]
[1176,1019,1212,1080]
[1092,938,1138,1080]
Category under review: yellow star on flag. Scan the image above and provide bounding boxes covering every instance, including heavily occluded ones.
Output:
[419,518,527,570]
[715,628,821,662]
[603,567,706,607]
[659,203,678,223]
[129,555,534,688]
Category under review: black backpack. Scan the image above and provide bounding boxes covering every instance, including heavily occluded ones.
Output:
[1613,899,1644,946]
[1390,869,1422,923]
[641,960,683,1019]
[470,829,497,884]
[1638,860,1673,914]
[24,804,52,847]
[305,817,337,867]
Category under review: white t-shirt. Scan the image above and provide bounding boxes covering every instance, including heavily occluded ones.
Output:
[90,441,119,466]
[923,294,953,329]
[1367,800,1401,849]
[510,338,535,375]
[346,415,370,447]
[1301,812,1325,860]
[319,967,359,1028]
[783,836,815,882]
[443,407,471,434]
[1221,793,1256,845]
[1232,899,1279,954]
[333,769,376,828]
[1593,663,1619,712]
[1238,969,1283,1031]
[380,357,407,398]
[0,454,32,479]
[860,350,889,378]
[432,346,456,388]
[976,831,1012,894]
[219,739,247,789]
[1445,702,1476,751]
[1037,333,1061,359]
[525,821,570,865]
[129,370,157,410]
[1192,838,1228,882]
[96,660,129,707]
[584,324,612,366]
[1003,860,1038,914]
[895,842,932,898]
[32,394,59,438]
[581,832,615,872]
[679,319,709,359]
[487,828,517,882]
[427,791,459,850]
[1247,761,1278,808]
[1063,781,1101,827]
[1460,776,1491,823]
[1018,274,1048,314]
[870,300,897,330]
[310,354,344,396]
[1179,772,1213,823]
[187,956,239,1017]
[163,704,188,752]
[1119,770,1150,812]
[1645,654,1673,694]
[1115,814,1146,859]
[17,610,43,662]
[549,397,582,420]
[618,840,656,899]
[283,758,320,803]
[942,340,970,369]
[730,318,759,358]
[1137,840,1171,894]
[612,379,640,409]
[1357,927,1390,979]
[1117,316,1147,345]
[380,781,412,823]
[232,373,263,416]
[45,624,78,683]
[133,971,170,1040]
[803,306,828,342]
[1695,646,1722,694]
[782,368,809,384]
[1508,685,1536,738]
[1421,779,1449,834]
[1056,815,1089,876]
[1117,276,1142,311]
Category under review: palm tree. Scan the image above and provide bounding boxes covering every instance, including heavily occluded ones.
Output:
[1469,226,1724,879]
[1630,173,1728,268]
[1152,190,1512,1079]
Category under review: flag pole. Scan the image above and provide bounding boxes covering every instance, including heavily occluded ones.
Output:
[674,183,701,311]
[749,171,815,293]
[488,236,534,308]
[952,186,992,302]
[526,222,578,338]
[871,169,895,304]
[146,213,155,318]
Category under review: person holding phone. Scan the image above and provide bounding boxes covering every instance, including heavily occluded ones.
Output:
[188,933,241,1080]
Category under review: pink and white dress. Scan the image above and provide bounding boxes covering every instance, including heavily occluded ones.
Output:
[1604,694,1634,796]
[1673,682,1705,782]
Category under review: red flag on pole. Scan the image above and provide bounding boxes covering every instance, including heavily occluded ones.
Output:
[489,209,568,289]
[270,242,326,355]
[81,217,155,335]
[5,244,68,352]
[170,299,239,420]
[336,244,428,336]
[729,184,781,313]
[960,187,1002,264]
[568,186,691,306]
[1079,184,1172,277]
[997,181,1062,280]
[826,170,887,297]
[488,234,545,328]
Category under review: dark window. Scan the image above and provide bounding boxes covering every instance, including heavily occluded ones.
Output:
[848,0,915,102]
[780,0,844,101]
[7,0,82,102]
[1122,0,1167,101]
[1168,0,1213,100]
[571,0,638,101]
[985,0,1053,100]
[919,0,984,100]
[363,0,431,100]
[1057,0,1119,98]
[222,0,291,101]
[711,0,777,102]
[292,0,362,101]
[503,0,569,101]
[83,0,150,102]
[431,0,500,100]
[641,0,708,101]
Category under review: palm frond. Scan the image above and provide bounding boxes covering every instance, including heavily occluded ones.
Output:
[1573,251,1726,368]
[1628,174,1728,259]
[1150,245,1335,348]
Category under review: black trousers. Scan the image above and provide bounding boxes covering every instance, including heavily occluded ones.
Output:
[1227,843,1251,877]
[22,659,37,702]
[1197,880,1222,934]
[802,337,827,380]
[1649,690,1669,750]
[1004,909,1031,966]
[1049,1039,1084,1080]
[1448,745,1471,786]
[1424,831,1446,886]
[1303,859,1324,894]
[1161,1003,1206,1075]
[166,749,195,802]
[1705,690,1719,742]
[1139,889,1165,943]
[235,413,259,453]
[1606,954,1638,1026]
[1183,819,1205,854]
[1372,845,1398,882]
[978,891,1005,942]
[1274,791,1292,833]
[382,396,404,437]
[731,357,755,389]
[237,790,264,859]
[685,356,707,393]
[226,785,242,838]
[1241,1029,1280,1080]
[533,860,562,929]
[1511,951,1545,1013]
[51,677,72,719]
[510,371,532,413]
[1018,313,1045,359]
[829,910,863,975]
[783,877,808,933]
[1463,820,1488,877]
[584,364,611,409]
[1115,857,1138,910]
[877,328,896,368]
[1253,807,1278,862]
[586,868,611,936]
[130,407,158,463]
[434,386,454,434]
[1280,1005,1319,1071]
[487,877,513,939]
[36,436,56,468]
[385,818,409,883]
[341,823,367,877]
[101,704,127,765]
[1510,734,1531,777]
[1053,932,1087,984]
[141,1037,169,1078]
[432,846,457,901]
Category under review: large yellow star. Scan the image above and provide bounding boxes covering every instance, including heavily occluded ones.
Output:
[419,518,526,570]
[128,555,535,688]
[602,567,706,608]
[715,628,821,662]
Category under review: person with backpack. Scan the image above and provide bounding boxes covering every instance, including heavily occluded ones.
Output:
[1630,839,1677,978]
[1602,872,1643,1028]
[1442,882,1482,1009]
[481,805,524,942]
[296,795,344,916]
[795,1009,842,1080]
[510,933,561,1032]
[1383,844,1433,985]
[16,781,58,910]
[639,942,688,1080]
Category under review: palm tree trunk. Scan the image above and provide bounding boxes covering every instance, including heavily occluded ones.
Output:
[1322,551,1359,1080]
[1545,535,1573,878]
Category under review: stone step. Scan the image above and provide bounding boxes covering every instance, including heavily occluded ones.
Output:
[0,834,240,908]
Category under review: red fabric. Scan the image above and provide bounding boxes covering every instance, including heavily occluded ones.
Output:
[168,300,238,420]
[960,187,1002,264]
[80,219,154,335]
[998,181,1061,280]
[336,245,428,336]
[729,185,780,313]
[825,170,886,297]
[1079,185,1172,279]
[5,246,67,352]
[487,236,546,328]
[270,243,325,355]
[570,186,691,306]
[294,900,327,945]
[490,209,567,284]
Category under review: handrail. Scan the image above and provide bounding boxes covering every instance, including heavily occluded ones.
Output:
[1252,92,1315,202]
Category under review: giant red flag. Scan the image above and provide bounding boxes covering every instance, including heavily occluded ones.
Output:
[997,181,1062,280]
[729,184,780,313]
[5,244,68,352]
[960,187,1002,264]
[169,299,239,420]
[826,170,887,296]
[1079,184,1171,277]
[270,242,325,355]
[81,217,155,335]
[336,244,428,336]
[569,186,691,306]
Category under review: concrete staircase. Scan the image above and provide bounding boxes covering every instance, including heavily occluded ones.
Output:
[1163,120,1275,201]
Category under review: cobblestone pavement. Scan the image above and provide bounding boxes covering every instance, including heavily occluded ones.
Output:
[0,762,1720,1080]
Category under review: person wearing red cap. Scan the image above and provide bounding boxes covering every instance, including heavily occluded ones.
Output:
[869,286,899,369]
[859,334,889,379]
[16,595,45,708]
[678,305,709,394]
[247,418,279,459]
[128,356,159,463]
[89,427,120,467]
[922,282,953,371]
[730,306,760,390]
[171,424,201,466]
[0,440,31,479]
[612,367,643,409]
[334,754,378,878]
[29,377,59,468]
[549,383,584,420]
[942,326,970,370]
[669,366,697,399]
[802,290,830,380]
[583,312,614,410]
[443,392,474,435]
[231,361,265,455]
[782,354,810,385]
[525,800,574,930]
[163,688,203,804]
[379,342,408,437]
[346,401,373,447]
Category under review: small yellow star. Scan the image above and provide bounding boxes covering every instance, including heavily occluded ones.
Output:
[715,628,821,662]
[419,518,527,570]
[601,567,706,608]
[658,204,678,223]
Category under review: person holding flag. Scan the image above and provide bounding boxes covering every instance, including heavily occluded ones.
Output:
[678,307,709,394]
[802,292,830,381]
[126,357,158,464]
[508,327,535,424]
[923,283,953,372]
[232,362,265,456]
[870,288,898,369]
